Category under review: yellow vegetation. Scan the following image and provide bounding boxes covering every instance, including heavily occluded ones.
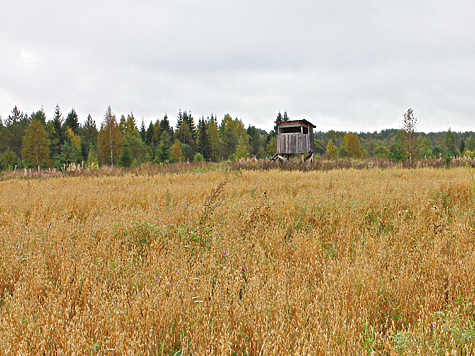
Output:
[1,168,475,354]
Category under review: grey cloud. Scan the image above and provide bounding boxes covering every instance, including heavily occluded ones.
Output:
[1,1,475,132]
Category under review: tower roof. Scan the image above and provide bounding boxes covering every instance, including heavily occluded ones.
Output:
[275,119,316,128]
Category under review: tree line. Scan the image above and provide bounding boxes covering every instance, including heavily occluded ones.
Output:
[0,106,474,171]
[316,109,475,162]
[0,105,273,171]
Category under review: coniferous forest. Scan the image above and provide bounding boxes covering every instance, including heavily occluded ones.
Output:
[1,105,474,171]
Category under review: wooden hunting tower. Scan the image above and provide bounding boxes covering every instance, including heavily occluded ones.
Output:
[272,119,316,163]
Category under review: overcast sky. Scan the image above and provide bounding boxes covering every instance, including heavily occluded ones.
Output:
[1,1,475,133]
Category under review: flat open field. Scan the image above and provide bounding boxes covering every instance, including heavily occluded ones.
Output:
[1,167,475,354]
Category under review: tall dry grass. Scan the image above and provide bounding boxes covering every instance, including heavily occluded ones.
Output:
[1,168,475,354]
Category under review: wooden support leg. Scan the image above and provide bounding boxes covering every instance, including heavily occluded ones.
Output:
[303,153,314,164]
[277,155,295,166]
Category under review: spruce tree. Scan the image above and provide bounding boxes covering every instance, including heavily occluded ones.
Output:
[64,108,80,134]
[207,116,220,161]
[174,121,194,147]
[183,111,197,145]
[119,145,133,167]
[197,117,211,160]
[159,114,172,136]
[31,109,47,126]
[125,113,138,135]
[140,119,146,142]
[4,106,28,159]
[389,131,409,161]
[247,126,262,157]
[460,139,465,155]
[176,110,183,129]
[219,127,238,160]
[56,128,82,166]
[145,122,155,146]
[119,115,127,134]
[151,119,161,146]
[49,104,67,160]
[282,111,289,121]
[156,136,170,163]
[81,114,98,160]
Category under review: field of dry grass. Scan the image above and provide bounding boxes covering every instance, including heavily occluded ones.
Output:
[1,167,475,354]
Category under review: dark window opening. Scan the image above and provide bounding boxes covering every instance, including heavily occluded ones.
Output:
[279,126,302,134]
[303,126,308,134]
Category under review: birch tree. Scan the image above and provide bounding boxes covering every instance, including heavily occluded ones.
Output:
[97,106,122,165]
[401,108,418,161]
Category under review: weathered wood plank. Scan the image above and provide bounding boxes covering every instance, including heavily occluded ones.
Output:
[276,133,313,154]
